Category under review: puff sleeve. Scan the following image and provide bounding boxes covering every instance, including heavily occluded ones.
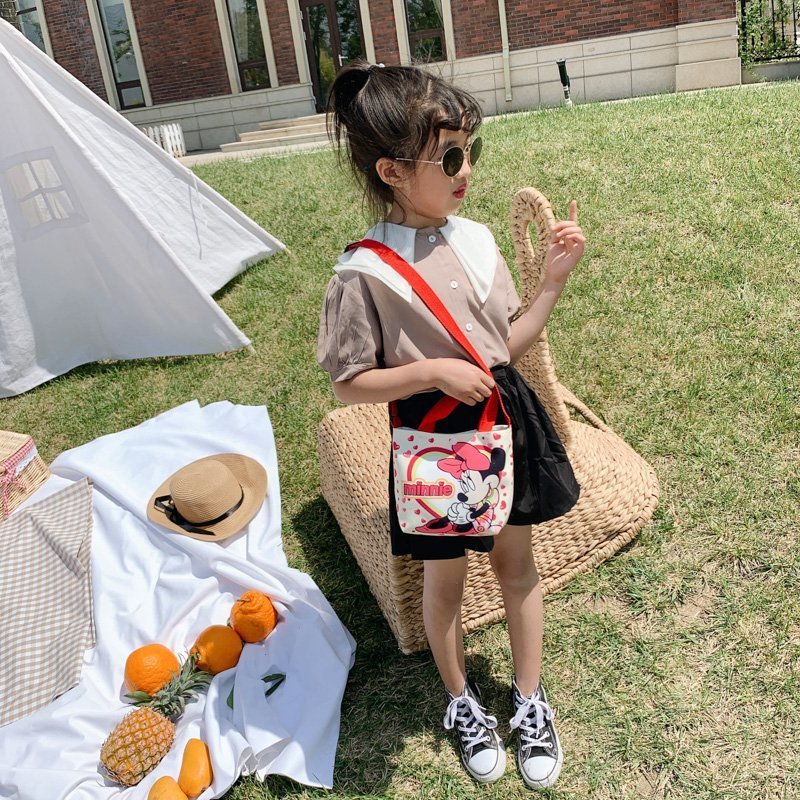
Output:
[317,271,383,382]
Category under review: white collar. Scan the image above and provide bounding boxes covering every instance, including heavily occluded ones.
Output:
[334,216,497,303]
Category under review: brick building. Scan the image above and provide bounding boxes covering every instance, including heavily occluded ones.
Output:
[6,0,740,151]
[0,1,19,27]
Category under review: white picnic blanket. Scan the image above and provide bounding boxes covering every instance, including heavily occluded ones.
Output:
[0,400,356,799]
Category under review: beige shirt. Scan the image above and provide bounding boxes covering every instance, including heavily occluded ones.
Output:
[317,220,521,382]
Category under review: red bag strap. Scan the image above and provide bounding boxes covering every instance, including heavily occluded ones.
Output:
[347,238,510,432]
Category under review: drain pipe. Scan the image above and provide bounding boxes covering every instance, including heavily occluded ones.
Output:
[497,0,512,103]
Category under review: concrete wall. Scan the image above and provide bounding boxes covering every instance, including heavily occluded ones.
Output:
[122,82,315,151]
[742,60,800,84]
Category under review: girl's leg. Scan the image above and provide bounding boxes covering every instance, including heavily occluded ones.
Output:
[490,524,563,789]
[487,524,542,695]
[423,556,468,695]
[426,555,507,784]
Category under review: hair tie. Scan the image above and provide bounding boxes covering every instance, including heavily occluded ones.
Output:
[367,63,385,73]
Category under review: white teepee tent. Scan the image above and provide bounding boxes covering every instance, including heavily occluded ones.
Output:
[0,20,285,398]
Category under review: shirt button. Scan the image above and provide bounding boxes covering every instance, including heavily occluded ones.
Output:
[450,280,458,289]
[427,234,436,243]
[465,323,473,332]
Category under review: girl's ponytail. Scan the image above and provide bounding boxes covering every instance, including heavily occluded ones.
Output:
[326,61,372,157]
[327,63,371,122]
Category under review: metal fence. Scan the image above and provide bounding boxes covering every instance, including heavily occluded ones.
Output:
[739,0,800,61]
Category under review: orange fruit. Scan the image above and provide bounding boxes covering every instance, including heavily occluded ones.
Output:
[148,776,187,800]
[230,590,278,643]
[125,644,180,696]
[178,738,213,798]
[190,625,242,674]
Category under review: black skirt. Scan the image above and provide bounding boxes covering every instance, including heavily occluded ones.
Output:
[388,364,580,560]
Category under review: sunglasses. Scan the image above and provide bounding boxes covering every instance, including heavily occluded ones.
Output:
[395,136,483,178]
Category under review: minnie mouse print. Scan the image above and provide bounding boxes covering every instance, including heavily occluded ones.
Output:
[394,433,513,537]
[414,442,506,535]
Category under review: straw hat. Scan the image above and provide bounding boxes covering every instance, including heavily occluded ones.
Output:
[147,454,267,542]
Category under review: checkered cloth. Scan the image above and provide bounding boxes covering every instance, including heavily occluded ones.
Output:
[0,479,94,727]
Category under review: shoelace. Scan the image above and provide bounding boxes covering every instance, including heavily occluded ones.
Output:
[443,692,498,752]
[509,691,554,750]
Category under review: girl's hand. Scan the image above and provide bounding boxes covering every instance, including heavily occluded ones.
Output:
[432,359,495,406]
[544,200,586,285]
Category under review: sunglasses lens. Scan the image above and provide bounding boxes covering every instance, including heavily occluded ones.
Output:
[469,136,483,166]
[441,147,464,177]
[440,137,483,176]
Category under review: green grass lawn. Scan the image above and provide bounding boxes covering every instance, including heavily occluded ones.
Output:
[4,82,799,799]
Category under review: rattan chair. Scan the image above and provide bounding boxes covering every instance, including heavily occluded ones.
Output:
[318,188,659,654]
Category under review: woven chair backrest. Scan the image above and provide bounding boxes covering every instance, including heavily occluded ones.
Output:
[508,188,573,448]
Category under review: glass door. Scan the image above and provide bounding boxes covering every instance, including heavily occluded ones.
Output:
[300,0,365,112]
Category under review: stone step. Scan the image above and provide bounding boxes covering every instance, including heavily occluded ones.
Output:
[219,129,330,153]
[258,113,326,131]
[238,121,328,142]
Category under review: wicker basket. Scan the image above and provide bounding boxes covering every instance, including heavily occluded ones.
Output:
[318,188,660,654]
[0,431,50,521]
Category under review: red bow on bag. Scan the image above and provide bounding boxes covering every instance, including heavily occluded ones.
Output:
[438,442,490,478]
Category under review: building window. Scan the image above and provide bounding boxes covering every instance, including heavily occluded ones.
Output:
[404,0,445,62]
[225,0,271,90]
[14,1,45,52]
[95,0,145,109]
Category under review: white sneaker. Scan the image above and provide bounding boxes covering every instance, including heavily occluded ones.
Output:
[443,677,506,783]
[509,677,563,789]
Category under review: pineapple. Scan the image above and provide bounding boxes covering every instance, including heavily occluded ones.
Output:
[100,655,212,786]
[100,707,175,786]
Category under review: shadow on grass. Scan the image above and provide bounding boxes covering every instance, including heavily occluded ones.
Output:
[244,496,511,797]
[18,354,205,398]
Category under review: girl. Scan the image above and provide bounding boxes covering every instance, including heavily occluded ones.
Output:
[317,61,584,790]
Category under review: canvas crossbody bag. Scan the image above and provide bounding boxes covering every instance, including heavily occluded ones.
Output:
[347,238,514,537]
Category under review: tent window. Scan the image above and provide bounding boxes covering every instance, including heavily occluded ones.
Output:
[225,0,271,91]
[404,0,446,62]
[13,1,46,52]
[95,0,145,109]
[3,154,82,236]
